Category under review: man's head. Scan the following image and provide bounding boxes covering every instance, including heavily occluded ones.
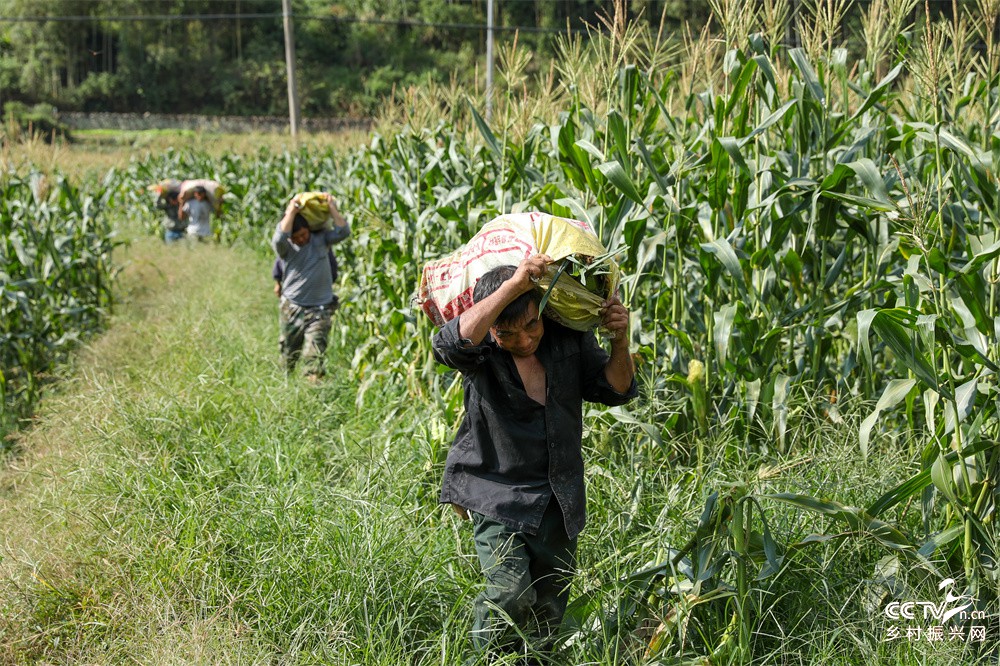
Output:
[192,186,208,200]
[291,214,311,246]
[473,265,544,357]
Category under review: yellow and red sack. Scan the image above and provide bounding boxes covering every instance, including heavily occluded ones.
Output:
[418,212,620,332]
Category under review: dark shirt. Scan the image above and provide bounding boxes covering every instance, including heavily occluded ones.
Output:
[156,194,182,231]
[433,315,637,539]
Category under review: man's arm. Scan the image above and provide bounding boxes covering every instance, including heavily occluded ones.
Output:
[599,295,635,393]
[329,194,346,228]
[456,253,552,344]
[278,198,298,234]
[322,195,350,245]
[272,199,299,258]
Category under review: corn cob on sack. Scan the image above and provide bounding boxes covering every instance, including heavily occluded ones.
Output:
[291,192,334,231]
[179,179,226,214]
[419,212,620,332]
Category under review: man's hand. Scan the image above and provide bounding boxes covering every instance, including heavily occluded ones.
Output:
[278,197,301,234]
[326,192,347,228]
[600,295,630,338]
[455,253,552,347]
[512,253,553,294]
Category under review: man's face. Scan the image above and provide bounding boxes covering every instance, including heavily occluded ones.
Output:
[291,227,311,246]
[491,301,544,357]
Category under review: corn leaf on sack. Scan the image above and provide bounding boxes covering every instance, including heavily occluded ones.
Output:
[419,212,620,332]
[179,179,225,214]
[292,192,333,231]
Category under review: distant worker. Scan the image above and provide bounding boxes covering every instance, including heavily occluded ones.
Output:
[179,185,214,241]
[155,186,184,243]
[271,193,349,380]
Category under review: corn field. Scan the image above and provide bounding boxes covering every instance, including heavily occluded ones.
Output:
[0,171,118,439]
[23,0,1000,660]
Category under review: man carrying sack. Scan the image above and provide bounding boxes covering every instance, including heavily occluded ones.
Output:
[271,193,349,381]
[432,253,637,662]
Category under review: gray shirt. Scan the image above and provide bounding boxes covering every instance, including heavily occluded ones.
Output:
[272,224,350,307]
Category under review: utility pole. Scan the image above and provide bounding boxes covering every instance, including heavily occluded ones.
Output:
[485,0,495,121]
[282,0,300,138]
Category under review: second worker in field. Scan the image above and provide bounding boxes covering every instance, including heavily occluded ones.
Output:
[271,193,349,381]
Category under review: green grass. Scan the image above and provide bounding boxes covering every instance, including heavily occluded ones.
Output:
[74,128,201,140]
[0,237,477,664]
[0,233,986,664]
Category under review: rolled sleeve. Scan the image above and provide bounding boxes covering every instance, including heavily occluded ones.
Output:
[587,374,638,406]
[432,317,491,373]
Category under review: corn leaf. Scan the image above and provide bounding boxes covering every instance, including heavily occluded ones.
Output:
[606,111,631,169]
[597,161,645,205]
[858,378,917,460]
[867,438,996,517]
[872,312,942,396]
[714,303,737,368]
[788,48,825,103]
[850,62,904,122]
[467,100,501,162]
[702,237,748,296]
[765,493,914,552]
[537,259,569,319]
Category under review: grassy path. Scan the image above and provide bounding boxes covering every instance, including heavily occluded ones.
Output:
[0,238,475,664]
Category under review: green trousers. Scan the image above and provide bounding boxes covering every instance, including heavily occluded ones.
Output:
[470,498,577,661]
[278,298,334,377]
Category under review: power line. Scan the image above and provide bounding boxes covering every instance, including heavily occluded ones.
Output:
[26,0,581,3]
[305,14,598,35]
[0,11,603,34]
[0,13,281,23]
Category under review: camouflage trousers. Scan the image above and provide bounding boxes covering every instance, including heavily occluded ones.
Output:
[278,297,337,377]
